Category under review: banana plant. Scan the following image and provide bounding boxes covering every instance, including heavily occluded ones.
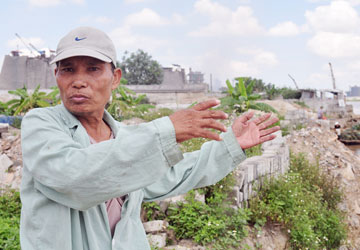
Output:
[46,86,62,105]
[221,77,277,114]
[6,85,51,115]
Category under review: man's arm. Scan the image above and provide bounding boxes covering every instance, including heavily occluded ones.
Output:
[21,108,183,211]
[143,111,280,201]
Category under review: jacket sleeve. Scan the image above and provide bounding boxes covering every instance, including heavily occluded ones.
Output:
[21,108,183,210]
[142,128,246,201]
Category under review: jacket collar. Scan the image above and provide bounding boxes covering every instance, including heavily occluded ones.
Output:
[56,104,119,137]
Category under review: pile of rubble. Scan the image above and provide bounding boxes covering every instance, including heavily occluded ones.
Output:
[0,126,22,192]
[286,122,360,249]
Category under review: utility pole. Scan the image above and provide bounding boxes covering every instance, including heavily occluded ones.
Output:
[329,62,336,90]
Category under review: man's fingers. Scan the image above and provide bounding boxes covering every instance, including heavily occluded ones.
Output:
[253,113,272,125]
[260,126,280,137]
[237,111,255,123]
[192,99,220,111]
[201,110,228,119]
[258,117,279,130]
[259,134,276,144]
[198,129,222,141]
[201,119,227,132]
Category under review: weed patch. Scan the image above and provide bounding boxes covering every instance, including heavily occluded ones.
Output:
[0,189,21,250]
[249,153,346,249]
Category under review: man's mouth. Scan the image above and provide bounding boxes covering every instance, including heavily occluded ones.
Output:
[70,94,89,103]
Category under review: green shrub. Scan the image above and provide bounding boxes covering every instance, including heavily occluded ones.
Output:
[141,202,165,222]
[0,189,21,250]
[167,190,250,249]
[249,154,346,249]
[281,126,290,136]
[281,88,302,99]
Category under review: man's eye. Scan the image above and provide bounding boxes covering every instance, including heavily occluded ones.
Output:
[88,67,100,71]
[61,67,73,72]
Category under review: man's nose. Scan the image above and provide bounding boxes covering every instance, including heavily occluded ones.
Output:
[71,76,88,88]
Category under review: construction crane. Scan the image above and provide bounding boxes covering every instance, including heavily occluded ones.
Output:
[288,74,299,89]
[329,62,336,90]
[29,43,45,56]
[14,33,41,56]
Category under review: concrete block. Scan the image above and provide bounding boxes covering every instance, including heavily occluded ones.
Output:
[143,220,168,233]
[234,169,245,187]
[256,158,270,177]
[0,154,13,182]
[238,192,244,203]
[0,123,8,134]
[246,163,255,182]
[248,183,252,198]
[226,186,240,207]
[162,191,205,205]
[242,183,249,201]
[147,233,167,248]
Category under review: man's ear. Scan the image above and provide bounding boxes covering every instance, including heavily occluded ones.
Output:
[54,68,58,76]
[112,68,122,90]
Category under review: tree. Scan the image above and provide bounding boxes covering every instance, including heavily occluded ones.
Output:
[118,49,164,85]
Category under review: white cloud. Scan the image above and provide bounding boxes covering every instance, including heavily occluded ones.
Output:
[29,0,61,7]
[95,16,112,24]
[189,0,264,37]
[305,1,360,33]
[172,13,186,25]
[337,0,360,6]
[307,0,360,5]
[253,51,278,66]
[8,37,45,50]
[124,8,168,27]
[229,60,259,77]
[236,48,279,66]
[28,0,84,7]
[109,26,168,56]
[70,0,85,4]
[307,31,360,58]
[124,0,151,3]
[268,21,302,37]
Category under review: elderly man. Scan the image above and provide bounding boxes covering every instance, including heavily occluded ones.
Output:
[20,27,279,250]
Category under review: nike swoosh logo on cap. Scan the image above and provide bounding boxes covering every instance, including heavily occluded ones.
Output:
[75,37,86,41]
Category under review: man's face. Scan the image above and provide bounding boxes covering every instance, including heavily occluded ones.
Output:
[55,56,121,118]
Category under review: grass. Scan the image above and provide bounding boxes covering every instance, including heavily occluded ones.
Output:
[293,101,309,109]
[0,189,21,250]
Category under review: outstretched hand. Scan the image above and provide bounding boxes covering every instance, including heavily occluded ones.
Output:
[169,99,228,143]
[232,111,280,149]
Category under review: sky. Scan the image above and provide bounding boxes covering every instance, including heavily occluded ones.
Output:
[1,0,360,92]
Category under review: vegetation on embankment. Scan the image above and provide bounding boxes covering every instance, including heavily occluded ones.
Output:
[144,136,347,250]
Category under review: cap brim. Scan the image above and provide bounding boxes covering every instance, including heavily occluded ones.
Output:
[50,47,112,65]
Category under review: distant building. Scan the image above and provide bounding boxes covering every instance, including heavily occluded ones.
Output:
[188,68,204,84]
[347,86,360,97]
[0,51,56,90]
[299,88,352,118]
[127,66,208,93]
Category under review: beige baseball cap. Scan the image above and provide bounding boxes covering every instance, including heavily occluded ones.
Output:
[50,26,116,66]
